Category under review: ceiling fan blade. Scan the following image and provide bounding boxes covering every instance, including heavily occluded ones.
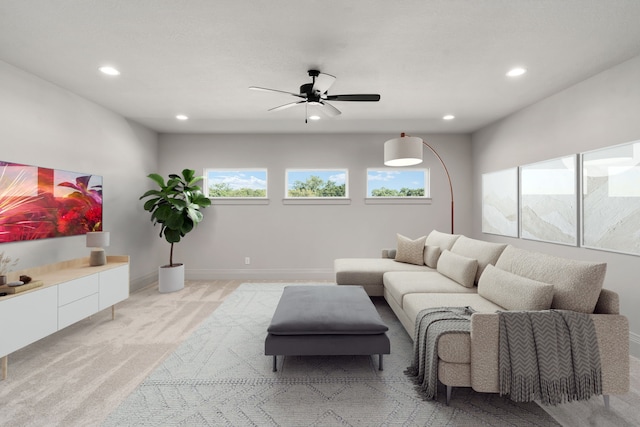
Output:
[250,86,305,98]
[325,94,381,102]
[268,101,305,112]
[312,72,336,94]
[321,101,341,117]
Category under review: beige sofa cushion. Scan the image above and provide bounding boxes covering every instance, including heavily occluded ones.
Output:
[437,250,478,288]
[425,230,461,251]
[395,234,427,265]
[495,245,607,313]
[403,293,504,325]
[478,265,554,311]
[450,236,507,284]
[423,245,441,268]
[335,258,431,287]
[383,271,476,309]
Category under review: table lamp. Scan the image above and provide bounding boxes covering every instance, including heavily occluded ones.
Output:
[86,231,110,266]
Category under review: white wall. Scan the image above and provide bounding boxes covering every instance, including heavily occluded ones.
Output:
[471,54,640,357]
[0,61,160,290]
[158,132,472,280]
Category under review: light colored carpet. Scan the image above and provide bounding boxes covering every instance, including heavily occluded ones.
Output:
[102,283,559,426]
[0,279,241,427]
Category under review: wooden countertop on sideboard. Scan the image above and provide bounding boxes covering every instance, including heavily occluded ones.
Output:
[0,255,129,301]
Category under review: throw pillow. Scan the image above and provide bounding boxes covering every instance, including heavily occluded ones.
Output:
[436,250,478,288]
[423,245,441,268]
[478,264,554,311]
[425,229,461,251]
[450,236,507,285]
[395,234,427,266]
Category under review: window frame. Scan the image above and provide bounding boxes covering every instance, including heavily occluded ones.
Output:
[284,168,350,204]
[204,168,269,205]
[365,168,431,204]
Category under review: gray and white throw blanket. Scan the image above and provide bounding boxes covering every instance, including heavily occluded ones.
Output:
[405,306,474,399]
[498,309,602,406]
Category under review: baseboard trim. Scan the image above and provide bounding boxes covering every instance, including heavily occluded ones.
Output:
[130,271,158,293]
[186,268,335,281]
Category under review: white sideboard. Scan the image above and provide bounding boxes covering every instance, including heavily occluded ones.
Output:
[0,256,129,380]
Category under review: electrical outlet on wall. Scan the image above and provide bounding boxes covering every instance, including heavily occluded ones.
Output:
[245,257,251,265]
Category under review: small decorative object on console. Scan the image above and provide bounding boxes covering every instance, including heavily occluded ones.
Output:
[0,252,19,286]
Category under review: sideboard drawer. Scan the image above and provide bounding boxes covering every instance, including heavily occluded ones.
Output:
[58,274,99,306]
[58,293,100,329]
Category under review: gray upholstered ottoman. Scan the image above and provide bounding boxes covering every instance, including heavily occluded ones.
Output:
[265,285,390,371]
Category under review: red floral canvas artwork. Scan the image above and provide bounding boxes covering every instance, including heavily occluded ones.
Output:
[0,162,102,243]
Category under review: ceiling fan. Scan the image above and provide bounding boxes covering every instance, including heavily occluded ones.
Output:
[249,69,381,122]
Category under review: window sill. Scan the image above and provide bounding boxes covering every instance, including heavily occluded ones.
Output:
[282,198,351,205]
[365,197,432,205]
[211,198,270,205]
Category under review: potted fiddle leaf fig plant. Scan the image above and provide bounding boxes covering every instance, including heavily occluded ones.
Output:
[140,169,211,293]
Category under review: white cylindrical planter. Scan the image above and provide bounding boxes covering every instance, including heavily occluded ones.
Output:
[158,263,185,293]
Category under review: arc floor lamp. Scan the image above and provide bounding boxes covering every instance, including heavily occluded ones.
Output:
[383,133,454,234]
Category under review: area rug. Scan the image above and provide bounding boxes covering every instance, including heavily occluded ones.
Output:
[102,283,559,426]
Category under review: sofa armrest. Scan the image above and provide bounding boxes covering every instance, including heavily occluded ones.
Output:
[469,313,500,392]
[470,312,629,395]
[592,314,629,394]
[381,248,396,259]
[594,288,619,314]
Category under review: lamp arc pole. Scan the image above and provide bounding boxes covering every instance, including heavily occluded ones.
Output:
[419,138,454,234]
[384,133,454,234]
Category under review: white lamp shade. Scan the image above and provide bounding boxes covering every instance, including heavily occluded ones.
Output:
[86,231,110,248]
[384,136,424,166]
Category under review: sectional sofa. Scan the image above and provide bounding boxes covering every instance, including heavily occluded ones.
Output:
[334,230,629,405]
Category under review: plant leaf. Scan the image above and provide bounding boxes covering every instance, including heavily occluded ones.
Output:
[147,173,165,188]
[164,228,182,243]
[182,169,195,182]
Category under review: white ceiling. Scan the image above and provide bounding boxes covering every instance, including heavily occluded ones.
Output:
[2,0,640,134]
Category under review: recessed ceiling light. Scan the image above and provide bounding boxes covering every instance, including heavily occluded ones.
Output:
[98,66,120,76]
[443,115,455,120]
[176,114,189,121]
[506,67,527,77]
[308,115,321,121]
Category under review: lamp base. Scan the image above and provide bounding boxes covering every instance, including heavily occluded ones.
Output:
[89,249,106,266]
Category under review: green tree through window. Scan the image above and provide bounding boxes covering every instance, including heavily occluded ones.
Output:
[370,187,424,197]
[367,169,429,198]
[209,182,266,197]
[205,169,267,198]
[286,170,348,198]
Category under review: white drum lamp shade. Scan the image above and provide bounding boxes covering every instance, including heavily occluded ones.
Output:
[86,231,110,266]
[384,135,423,166]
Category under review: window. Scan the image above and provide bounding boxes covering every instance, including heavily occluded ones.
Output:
[285,169,348,198]
[205,169,267,199]
[366,169,430,202]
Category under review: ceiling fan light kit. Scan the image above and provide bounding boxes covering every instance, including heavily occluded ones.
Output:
[250,69,380,122]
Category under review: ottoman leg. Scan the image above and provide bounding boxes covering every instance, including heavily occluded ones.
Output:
[273,355,277,372]
[378,354,383,371]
